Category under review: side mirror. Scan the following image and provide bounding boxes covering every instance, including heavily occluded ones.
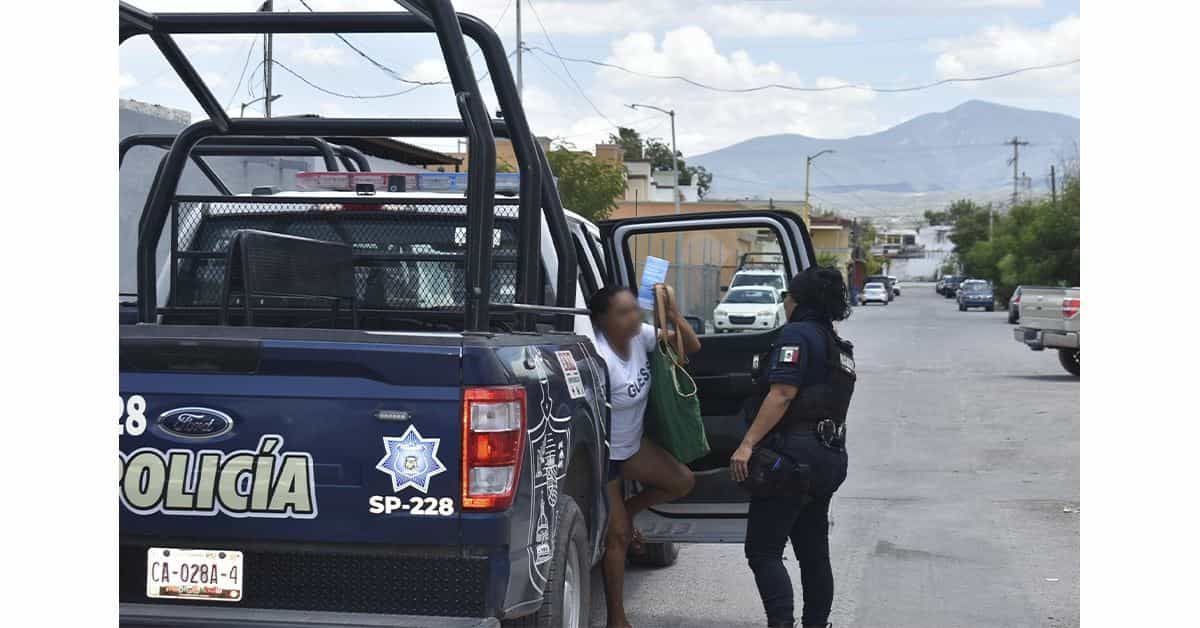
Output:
[720,285,729,292]
[683,315,704,336]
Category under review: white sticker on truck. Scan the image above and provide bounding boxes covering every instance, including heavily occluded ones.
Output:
[555,350,587,399]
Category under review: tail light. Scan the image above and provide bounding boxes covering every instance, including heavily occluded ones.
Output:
[1062,297,1080,319]
[1012,293,1020,304]
[462,386,526,511]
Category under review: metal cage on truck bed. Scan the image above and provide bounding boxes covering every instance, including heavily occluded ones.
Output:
[163,195,526,329]
[120,0,579,332]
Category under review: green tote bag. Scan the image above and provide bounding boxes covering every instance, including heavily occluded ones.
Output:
[644,284,710,464]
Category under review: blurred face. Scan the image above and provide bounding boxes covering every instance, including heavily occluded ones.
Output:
[783,293,797,319]
[597,290,643,342]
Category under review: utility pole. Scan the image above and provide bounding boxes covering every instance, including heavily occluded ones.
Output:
[627,103,681,298]
[1050,165,1057,205]
[261,1,273,118]
[515,0,523,96]
[1006,136,1029,206]
[804,149,834,226]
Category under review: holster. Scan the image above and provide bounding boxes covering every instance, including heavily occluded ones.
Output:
[739,446,812,499]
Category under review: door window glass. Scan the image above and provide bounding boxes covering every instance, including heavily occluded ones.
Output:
[625,227,789,335]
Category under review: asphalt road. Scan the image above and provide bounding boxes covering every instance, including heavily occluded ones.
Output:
[590,285,1080,628]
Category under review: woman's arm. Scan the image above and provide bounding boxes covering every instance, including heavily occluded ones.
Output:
[660,284,702,355]
[729,383,798,482]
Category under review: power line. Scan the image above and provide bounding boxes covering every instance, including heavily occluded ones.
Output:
[524,0,621,128]
[523,45,1078,95]
[270,50,516,101]
[270,59,426,99]
[298,0,447,86]
[225,37,259,109]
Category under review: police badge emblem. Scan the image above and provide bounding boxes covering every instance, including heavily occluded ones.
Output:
[375,425,446,493]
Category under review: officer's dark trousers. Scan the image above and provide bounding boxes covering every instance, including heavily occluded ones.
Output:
[744,431,847,626]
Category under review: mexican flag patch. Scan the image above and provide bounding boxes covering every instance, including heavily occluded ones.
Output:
[779,346,801,364]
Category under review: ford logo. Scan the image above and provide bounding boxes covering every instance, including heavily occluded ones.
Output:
[158,407,234,439]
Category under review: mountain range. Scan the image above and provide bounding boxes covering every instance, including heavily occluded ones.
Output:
[691,100,1079,214]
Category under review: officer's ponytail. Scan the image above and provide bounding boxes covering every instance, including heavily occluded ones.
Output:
[787,266,852,322]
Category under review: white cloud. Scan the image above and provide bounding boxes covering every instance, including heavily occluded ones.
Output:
[201,72,227,89]
[930,15,1079,95]
[292,44,348,67]
[703,6,857,39]
[119,73,139,90]
[532,26,879,154]
[407,58,452,84]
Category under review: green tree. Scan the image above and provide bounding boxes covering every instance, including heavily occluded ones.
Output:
[546,147,627,222]
[816,251,842,268]
[924,208,951,225]
[607,127,643,161]
[686,165,712,199]
[606,133,715,198]
[939,179,1080,303]
[643,138,678,173]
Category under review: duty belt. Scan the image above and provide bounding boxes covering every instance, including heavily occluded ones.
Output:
[781,418,846,450]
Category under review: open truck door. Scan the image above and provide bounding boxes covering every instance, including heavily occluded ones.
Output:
[599,211,815,542]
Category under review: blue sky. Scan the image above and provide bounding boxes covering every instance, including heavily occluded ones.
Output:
[119,0,1080,156]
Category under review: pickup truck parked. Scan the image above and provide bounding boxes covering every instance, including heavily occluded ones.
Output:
[118,4,819,627]
[1013,286,1080,376]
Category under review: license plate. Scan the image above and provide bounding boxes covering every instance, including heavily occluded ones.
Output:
[146,547,243,602]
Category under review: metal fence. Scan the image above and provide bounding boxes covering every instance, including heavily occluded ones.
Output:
[633,258,731,333]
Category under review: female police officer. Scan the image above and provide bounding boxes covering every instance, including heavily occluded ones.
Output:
[730,266,856,628]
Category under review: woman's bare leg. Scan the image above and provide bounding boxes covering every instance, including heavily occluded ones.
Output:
[621,437,696,517]
[601,479,634,628]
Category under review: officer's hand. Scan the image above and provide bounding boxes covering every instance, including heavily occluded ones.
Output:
[730,443,753,483]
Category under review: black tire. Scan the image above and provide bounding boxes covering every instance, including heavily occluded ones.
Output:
[503,496,590,628]
[1008,310,1018,324]
[1058,348,1080,376]
[631,541,679,568]
[958,303,966,311]
[986,305,994,312]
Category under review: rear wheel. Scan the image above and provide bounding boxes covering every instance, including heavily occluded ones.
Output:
[1058,348,1080,376]
[1008,309,1018,324]
[986,305,995,312]
[959,303,966,311]
[503,496,589,628]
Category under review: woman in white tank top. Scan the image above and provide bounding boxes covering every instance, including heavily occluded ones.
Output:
[587,285,700,628]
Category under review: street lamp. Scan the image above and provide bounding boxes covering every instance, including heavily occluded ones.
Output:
[627,103,682,297]
[240,94,283,117]
[804,148,835,225]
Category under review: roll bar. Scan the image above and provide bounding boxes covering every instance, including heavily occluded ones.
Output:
[119,134,343,169]
[120,1,577,332]
[120,134,373,195]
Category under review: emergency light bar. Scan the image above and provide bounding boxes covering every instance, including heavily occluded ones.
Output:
[296,171,524,195]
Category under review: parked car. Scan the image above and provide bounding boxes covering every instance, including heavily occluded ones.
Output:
[727,269,787,294]
[888,275,901,296]
[864,274,895,302]
[1008,285,1024,324]
[1013,286,1080,376]
[860,282,890,305]
[940,275,964,298]
[714,286,787,332]
[957,279,995,311]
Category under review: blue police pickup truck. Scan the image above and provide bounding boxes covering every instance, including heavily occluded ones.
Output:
[118,3,819,626]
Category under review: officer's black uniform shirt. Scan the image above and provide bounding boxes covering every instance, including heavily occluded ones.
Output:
[767,308,834,390]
